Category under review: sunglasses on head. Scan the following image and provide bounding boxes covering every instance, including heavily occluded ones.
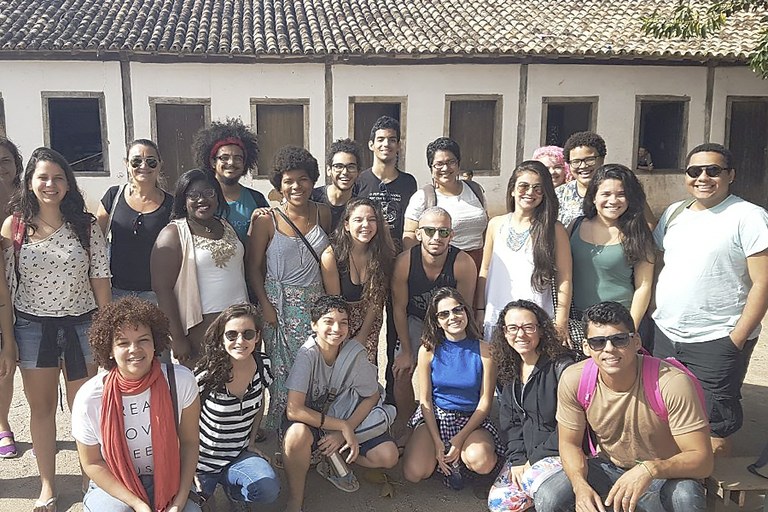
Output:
[420,226,452,238]
[436,305,466,320]
[129,157,159,169]
[224,329,258,341]
[685,164,729,179]
[585,332,633,351]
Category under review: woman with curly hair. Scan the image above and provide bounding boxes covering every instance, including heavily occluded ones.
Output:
[248,146,331,429]
[151,169,248,369]
[72,297,201,512]
[569,164,655,332]
[193,303,279,506]
[96,139,172,303]
[1,147,111,511]
[476,160,572,342]
[320,198,395,364]
[402,287,502,489]
[192,118,268,243]
[0,136,22,460]
[487,299,575,512]
[532,145,571,188]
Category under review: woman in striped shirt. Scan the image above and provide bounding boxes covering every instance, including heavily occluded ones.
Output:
[194,303,280,506]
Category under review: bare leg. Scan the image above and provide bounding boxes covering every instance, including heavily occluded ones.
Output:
[0,367,15,447]
[402,424,438,483]
[355,441,399,469]
[21,368,60,507]
[283,423,313,512]
[63,363,98,492]
[393,372,416,438]
[711,436,732,457]
[461,428,497,475]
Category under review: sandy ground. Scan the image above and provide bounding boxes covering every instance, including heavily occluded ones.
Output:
[2,319,768,512]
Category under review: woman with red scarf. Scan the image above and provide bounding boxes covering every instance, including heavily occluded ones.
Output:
[72,297,201,512]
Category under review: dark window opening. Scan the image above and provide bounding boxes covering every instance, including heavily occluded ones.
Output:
[638,101,686,170]
[448,100,498,173]
[545,103,593,147]
[47,97,105,172]
[353,103,401,171]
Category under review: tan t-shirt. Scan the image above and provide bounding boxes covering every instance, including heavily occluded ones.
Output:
[557,355,709,469]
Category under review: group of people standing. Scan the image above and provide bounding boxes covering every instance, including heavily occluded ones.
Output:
[0,110,764,512]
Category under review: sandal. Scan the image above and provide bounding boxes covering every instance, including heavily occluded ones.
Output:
[253,427,267,443]
[316,458,359,493]
[0,431,17,459]
[32,496,57,512]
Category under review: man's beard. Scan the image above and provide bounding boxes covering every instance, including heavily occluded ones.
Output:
[220,174,242,186]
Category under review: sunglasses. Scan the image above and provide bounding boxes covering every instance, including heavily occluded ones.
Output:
[186,189,216,201]
[685,164,729,179]
[436,305,466,320]
[504,323,538,335]
[420,226,452,238]
[585,332,633,351]
[516,182,544,195]
[224,329,258,341]
[129,158,159,169]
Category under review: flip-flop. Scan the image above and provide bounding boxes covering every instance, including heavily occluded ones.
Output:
[253,427,267,443]
[316,458,359,493]
[32,496,57,512]
[0,431,17,459]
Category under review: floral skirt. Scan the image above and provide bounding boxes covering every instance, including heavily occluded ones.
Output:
[262,279,324,431]
[347,299,383,366]
[487,456,563,512]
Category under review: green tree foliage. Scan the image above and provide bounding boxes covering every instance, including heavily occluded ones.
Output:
[642,1,768,78]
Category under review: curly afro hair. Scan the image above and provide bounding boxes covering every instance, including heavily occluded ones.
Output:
[192,118,260,177]
[89,296,171,371]
[269,146,320,191]
[563,131,607,162]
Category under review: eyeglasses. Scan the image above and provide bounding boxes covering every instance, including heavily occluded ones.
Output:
[685,164,729,179]
[132,213,144,236]
[570,156,599,168]
[331,163,359,173]
[432,159,458,170]
[129,158,159,169]
[516,182,544,195]
[585,332,634,351]
[214,154,244,164]
[224,329,258,341]
[436,305,466,320]
[420,226,452,238]
[504,323,538,335]
[186,189,216,201]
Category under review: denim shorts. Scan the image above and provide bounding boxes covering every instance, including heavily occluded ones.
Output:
[15,313,94,380]
[111,287,158,304]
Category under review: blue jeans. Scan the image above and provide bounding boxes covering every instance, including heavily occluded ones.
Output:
[83,475,201,512]
[534,458,706,512]
[196,451,280,503]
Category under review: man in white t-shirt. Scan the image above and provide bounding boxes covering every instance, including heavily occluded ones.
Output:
[652,142,768,457]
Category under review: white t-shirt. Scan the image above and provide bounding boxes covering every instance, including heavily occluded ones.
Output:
[404,182,487,251]
[653,195,768,343]
[72,365,198,476]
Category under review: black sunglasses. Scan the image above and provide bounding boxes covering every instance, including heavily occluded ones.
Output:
[585,332,633,351]
[420,226,452,239]
[224,329,258,341]
[129,157,159,169]
[186,189,216,201]
[685,164,729,179]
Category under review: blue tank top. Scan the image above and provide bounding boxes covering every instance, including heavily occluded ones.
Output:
[431,338,483,412]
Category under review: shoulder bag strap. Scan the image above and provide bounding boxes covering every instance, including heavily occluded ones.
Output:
[106,183,128,243]
[576,359,600,457]
[421,183,437,209]
[166,362,180,434]
[11,213,25,282]
[463,179,486,208]
[274,208,321,264]
[640,355,667,422]
[663,198,696,237]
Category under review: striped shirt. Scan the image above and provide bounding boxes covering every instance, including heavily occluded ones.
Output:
[196,352,273,473]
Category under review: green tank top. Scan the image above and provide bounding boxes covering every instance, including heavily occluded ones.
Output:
[570,219,634,311]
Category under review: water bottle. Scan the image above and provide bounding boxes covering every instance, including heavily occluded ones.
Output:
[328,450,350,477]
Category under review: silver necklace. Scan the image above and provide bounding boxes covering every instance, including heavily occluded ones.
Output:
[507,225,530,251]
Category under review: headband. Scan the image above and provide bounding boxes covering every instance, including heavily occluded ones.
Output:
[210,137,247,161]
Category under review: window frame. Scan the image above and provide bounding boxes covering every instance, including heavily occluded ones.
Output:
[250,98,310,179]
[0,94,6,137]
[540,96,599,148]
[42,91,110,176]
[149,96,212,143]
[444,94,503,176]
[348,96,408,170]
[633,95,690,174]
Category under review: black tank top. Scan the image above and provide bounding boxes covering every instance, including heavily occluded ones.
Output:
[339,265,364,302]
[406,245,459,320]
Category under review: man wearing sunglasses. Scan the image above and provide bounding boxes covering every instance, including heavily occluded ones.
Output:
[652,142,768,458]
[538,301,712,512]
[390,207,477,434]
[311,138,362,231]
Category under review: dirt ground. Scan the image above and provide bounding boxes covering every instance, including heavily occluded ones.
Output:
[2,318,768,512]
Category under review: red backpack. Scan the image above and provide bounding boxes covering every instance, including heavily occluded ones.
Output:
[576,350,706,456]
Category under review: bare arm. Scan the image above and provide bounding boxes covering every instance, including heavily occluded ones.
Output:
[559,423,606,512]
[90,278,112,309]
[630,257,655,331]
[454,251,477,310]
[320,246,341,295]
[246,214,277,327]
[0,250,16,379]
[475,216,498,324]
[402,218,419,251]
[171,396,201,512]
[730,249,768,348]
[95,203,110,234]
[150,224,188,357]
[391,253,414,376]
[77,442,152,512]
[553,222,573,336]
[415,346,450,474]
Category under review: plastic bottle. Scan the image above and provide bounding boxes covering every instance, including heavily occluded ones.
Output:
[445,442,464,490]
[328,450,350,477]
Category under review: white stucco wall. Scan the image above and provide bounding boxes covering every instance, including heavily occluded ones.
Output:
[711,66,768,144]
[0,60,125,211]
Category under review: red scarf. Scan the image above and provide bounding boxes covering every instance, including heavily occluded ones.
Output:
[100,359,181,512]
